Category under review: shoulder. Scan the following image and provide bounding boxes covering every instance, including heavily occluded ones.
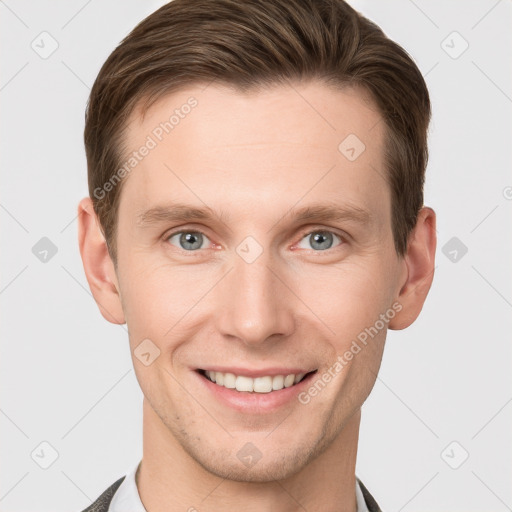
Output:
[79,476,126,512]
[356,477,383,512]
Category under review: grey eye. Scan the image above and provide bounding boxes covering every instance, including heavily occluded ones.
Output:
[167,231,209,251]
[296,231,342,251]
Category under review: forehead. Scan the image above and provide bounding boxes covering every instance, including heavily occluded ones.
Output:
[118,80,388,227]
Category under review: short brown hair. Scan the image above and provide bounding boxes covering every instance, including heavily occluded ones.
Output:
[84,0,431,266]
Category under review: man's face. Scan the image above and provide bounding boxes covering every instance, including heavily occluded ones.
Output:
[113,81,405,481]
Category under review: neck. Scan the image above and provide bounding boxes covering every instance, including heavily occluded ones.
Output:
[137,398,361,512]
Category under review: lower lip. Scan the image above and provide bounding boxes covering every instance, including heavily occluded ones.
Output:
[195,370,316,414]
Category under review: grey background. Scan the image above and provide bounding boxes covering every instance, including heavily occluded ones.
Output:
[1,0,511,510]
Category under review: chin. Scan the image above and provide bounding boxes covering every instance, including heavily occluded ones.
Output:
[183,432,326,484]
[200,453,308,483]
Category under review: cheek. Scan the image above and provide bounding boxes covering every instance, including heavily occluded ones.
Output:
[295,260,394,339]
[117,258,185,339]
[120,259,217,366]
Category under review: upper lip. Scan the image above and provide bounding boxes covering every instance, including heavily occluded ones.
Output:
[197,367,316,378]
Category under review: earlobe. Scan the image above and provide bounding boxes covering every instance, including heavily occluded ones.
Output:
[388,206,437,330]
[77,197,126,325]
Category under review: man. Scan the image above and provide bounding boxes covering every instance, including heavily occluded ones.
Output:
[77,0,436,510]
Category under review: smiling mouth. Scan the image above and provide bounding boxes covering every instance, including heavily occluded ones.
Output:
[196,369,317,393]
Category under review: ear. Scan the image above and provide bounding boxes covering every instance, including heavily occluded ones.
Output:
[388,206,437,330]
[77,197,126,325]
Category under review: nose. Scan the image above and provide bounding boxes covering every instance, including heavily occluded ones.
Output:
[214,250,296,348]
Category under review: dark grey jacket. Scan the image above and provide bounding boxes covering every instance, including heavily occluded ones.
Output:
[81,475,383,512]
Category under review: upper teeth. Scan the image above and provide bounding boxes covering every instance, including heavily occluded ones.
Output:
[205,371,307,393]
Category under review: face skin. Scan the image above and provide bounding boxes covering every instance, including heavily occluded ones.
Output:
[78,80,436,512]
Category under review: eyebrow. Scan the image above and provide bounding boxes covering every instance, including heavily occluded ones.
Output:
[135,201,372,230]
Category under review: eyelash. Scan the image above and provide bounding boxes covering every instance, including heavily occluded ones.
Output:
[163,226,347,255]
